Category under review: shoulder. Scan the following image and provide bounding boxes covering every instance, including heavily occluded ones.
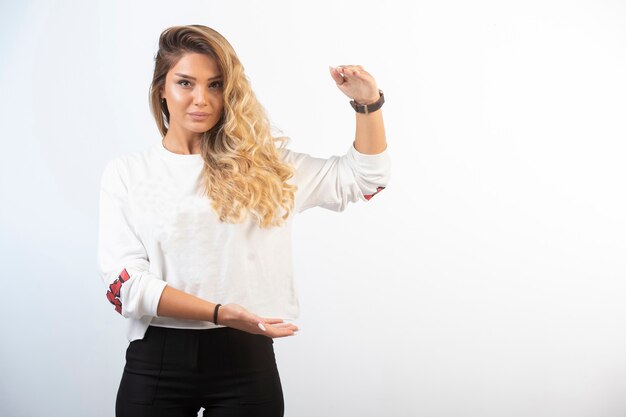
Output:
[277,146,298,163]
[100,147,153,190]
[117,147,153,169]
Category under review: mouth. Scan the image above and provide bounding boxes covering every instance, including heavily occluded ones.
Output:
[188,112,210,121]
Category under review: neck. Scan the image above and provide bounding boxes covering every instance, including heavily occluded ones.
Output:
[163,125,202,155]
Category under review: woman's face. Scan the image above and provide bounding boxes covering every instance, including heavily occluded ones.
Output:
[161,52,225,136]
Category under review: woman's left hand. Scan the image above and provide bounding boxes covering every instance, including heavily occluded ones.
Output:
[329,65,380,105]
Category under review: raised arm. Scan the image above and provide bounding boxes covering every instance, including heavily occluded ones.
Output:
[272,64,391,213]
[330,64,387,155]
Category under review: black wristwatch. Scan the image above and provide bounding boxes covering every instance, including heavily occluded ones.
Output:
[350,89,385,114]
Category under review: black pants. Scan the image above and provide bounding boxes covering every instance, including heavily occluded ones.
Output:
[116,325,284,417]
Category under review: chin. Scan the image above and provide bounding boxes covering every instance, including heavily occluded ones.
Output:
[186,124,212,133]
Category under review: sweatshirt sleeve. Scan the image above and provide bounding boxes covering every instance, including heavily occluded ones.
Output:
[97,157,168,319]
[286,140,391,213]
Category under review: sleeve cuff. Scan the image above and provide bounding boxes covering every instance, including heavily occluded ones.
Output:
[143,278,168,318]
[347,141,391,172]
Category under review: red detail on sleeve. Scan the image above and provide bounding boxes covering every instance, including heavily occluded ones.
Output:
[364,186,385,201]
[106,268,130,315]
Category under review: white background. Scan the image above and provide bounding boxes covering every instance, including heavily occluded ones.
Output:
[1,1,625,416]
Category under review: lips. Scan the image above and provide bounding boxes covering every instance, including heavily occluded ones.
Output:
[189,112,210,121]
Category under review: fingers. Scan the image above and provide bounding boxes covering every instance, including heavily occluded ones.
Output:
[258,321,299,338]
[260,317,300,328]
[260,321,298,331]
[267,326,298,338]
[329,65,369,87]
[263,318,286,324]
[261,318,298,331]
[269,322,297,328]
[334,65,364,75]
[336,64,363,71]
[329,66,345,85]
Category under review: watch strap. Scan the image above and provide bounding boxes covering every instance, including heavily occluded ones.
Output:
[350,89,385,114]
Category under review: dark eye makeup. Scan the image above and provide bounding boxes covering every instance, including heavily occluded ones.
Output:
[177,79,223,88]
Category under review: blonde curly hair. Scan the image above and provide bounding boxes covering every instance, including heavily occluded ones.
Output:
[149,25,297,228]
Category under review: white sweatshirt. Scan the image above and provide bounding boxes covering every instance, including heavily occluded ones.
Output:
[97,139,391,342]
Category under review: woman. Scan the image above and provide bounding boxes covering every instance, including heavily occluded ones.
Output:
[97,24,390,417]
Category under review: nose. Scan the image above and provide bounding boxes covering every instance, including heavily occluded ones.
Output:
[193,86,209,107]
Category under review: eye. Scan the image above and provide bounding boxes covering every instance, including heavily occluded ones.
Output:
[210,80,224,89]
[177,80,192,87]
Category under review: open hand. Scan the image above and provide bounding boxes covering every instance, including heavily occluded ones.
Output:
[218,303,299,338]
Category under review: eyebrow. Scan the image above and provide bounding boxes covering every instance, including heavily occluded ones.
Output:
[174,73,222,81]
